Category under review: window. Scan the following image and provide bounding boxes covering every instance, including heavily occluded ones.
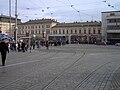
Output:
[98,28,101,34]
[93,29,95,34]
[75,29,77,34]
[28,26,30,29]
[36,26,37,29]
[110,13,115,16]
[84,30,86,34]
[84,28,86,34]
[59,29,61,34]
[42,25,44,28]
[53,30,56,34]
[31,26,34,29]
[46,25,50,28]
[79,29,81,34]
[63,29,65,34]
[31,30,34,34]
[46,29,50,34]
[39,30,41,34]
[18,26,21,29]
[88,28,91,34]
[67,30,68,34]
[71,29,73,34]
[35,30,37,34]
[107,25,120,30]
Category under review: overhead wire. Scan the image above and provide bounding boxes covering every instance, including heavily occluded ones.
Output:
[102,0,118,10]
[15,0,117,22]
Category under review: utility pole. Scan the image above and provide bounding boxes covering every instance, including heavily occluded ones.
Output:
[15,0,18,48]
[9,0,11,36]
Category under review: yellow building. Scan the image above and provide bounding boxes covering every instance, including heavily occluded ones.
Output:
[17,18,58,40]
[50,21,101,44]
[17,19,101,44]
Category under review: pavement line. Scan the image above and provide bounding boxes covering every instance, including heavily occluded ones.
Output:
[0,59,41,69]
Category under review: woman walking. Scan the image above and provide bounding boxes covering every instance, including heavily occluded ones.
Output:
[0,39,9,66]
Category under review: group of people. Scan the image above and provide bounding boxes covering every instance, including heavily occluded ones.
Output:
[0,39,50,66]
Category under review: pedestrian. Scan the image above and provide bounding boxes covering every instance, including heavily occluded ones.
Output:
[21,41,26,52]
[46,40,49,50]
[0,39,9,66]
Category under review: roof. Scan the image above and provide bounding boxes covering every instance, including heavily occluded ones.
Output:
[19,18,58,25]
[102,11,120,13]
[0,14,20,20]
[0,14,21,23]
[52,21,101,28]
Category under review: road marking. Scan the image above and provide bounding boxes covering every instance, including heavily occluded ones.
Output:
[0,59,41,69]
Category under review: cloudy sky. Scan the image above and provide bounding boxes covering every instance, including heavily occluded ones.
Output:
[0,0,119,23]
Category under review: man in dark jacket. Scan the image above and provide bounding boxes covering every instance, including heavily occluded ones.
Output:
[0,39,9,66]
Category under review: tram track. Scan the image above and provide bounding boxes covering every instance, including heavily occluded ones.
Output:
[1,48,119,90]
[39,51,85,90]
[0,51,58,89]
[72,61,120,90]
[0,49,78,90]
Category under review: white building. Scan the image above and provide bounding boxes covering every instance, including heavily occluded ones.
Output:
[102,11,120,44]
[0,14,21,36]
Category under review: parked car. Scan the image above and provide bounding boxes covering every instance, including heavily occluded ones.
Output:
[115,43,120,46]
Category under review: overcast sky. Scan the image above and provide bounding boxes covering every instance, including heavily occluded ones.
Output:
[0,0,119,23]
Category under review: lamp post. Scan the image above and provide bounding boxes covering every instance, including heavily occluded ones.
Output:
[9,0,11,36]
[14,0,18,50]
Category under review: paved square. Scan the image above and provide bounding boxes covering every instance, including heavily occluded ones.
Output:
[0,44,120,90]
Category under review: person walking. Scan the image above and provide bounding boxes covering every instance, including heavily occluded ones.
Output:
[46,40,49,50]
[21,41,26,52]
[0,39,9,66]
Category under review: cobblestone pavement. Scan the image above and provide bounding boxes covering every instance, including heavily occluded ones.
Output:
[0,44,120,90]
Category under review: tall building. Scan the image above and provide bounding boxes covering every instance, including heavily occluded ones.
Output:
[102,11,120,44]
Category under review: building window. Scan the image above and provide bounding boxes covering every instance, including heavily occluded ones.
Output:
[79,29,81,34]
[107,25,120,30]
[31,26,34,29]
[71,29,73,34]
[98,28,101,34]
[39,30,41,34]
[36,26,37,29]
[93,28,96,34]
[35,30,37,34]
[39,25,41,28]
[46,29,50,34]
[84,30,86,34]
[46,25,50,28]
[63,29,65,34]
[84,28,86,34]
[42,25,44,28]
[31,30,34,34]
[25,26,27,29]
[28,26,30,29]
[67,30,68,34]
[59,29,61,34]
[88,28,91,34]
[75,29,77,34]
[53,30,56,34]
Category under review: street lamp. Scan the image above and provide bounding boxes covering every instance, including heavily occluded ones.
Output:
[14,0,18,50]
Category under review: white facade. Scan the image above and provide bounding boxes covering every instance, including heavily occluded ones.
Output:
[102,11,120,43]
